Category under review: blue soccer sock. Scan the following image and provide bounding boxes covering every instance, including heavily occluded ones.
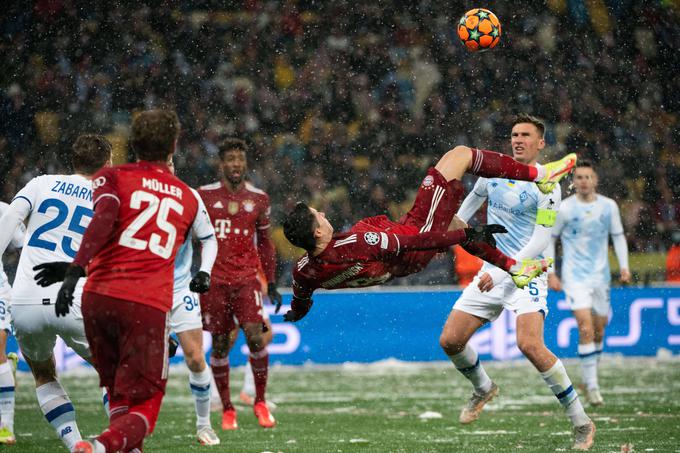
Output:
[540,359,590,427]
[448,344,493,394]
[36,380,82,450]
[0,361,15,433]
[190,368,212,428]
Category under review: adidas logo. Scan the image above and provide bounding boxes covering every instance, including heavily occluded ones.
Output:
[213,201,224,209]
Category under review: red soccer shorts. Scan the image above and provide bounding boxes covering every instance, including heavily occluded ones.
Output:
[82,292,169,401]
[200,279,264,335]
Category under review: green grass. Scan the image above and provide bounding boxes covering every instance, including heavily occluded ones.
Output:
[13,357,680,452]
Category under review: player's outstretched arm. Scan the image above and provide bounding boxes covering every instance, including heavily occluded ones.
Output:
[0,202,28,257]
[283,296,313,322]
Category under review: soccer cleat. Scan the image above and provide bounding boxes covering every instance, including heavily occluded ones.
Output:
[510,258,553,289]
[72,440,94,453]
[253,401,276,428]
[459,382,499,424]
[536,153,577,194]
[221,408,238,430]
[572,420,596,450]
[0,426,16,445]
[587,388,603,406]
[197,426,221,446]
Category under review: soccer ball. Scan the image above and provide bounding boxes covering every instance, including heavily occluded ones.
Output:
[457,8,501,52]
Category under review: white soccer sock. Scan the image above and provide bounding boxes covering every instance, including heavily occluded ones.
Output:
[242,361,255,396]
[578,343,599,391]
[190,368,212,428]
[0,361,15,432]
[36,380,82,450]
[540,360,590,427]
[448,344,493,394]
[595,341,604,363]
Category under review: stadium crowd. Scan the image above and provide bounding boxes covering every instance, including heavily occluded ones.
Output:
[0,0,678,283]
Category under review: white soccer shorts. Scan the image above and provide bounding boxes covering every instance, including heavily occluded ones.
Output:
[453,271,549,321]
[0,282,13,332]
[564,285,610,316]
[12,297,90,362]
[170,286,203,334]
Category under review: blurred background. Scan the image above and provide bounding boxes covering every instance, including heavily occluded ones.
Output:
[1,0,678,286]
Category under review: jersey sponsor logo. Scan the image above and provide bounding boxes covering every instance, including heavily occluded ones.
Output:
[92,176,106,190]
[228,201,239,215]
[212,201,224,209]
[321,263,364,288]
[364,232,380,246]
[421,175,434,188]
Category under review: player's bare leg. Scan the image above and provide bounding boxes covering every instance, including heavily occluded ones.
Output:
[210,333,238,430]
[242,322,276,428]
[177,328,220,445]
[0,331,15,445]
[23,353,83,450]
[440,309,498,424]
[516,313,594,450]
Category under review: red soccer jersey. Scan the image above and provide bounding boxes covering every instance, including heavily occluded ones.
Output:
[198,181,276,285]
[292,215,444,299]
[81,162,198,311]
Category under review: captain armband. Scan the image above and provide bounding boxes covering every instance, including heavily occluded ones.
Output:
[536,208,557,227]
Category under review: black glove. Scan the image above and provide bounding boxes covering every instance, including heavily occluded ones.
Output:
[34,261,71,287]
[283,297,313,322]
[268,282,283,313]
[55,265,85,317]
[168,336,179,358]
[463,224,508,248]
[189,271,211,293]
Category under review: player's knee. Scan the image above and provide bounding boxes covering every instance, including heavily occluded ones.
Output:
[246,334,265,351]
[516,338,542,359]
[184,350,206,372]
[439,333,465,354]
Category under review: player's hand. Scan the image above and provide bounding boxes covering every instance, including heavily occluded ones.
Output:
[189,271,211,293]
[55,265,85,317]
[283,297,313,322]
[34,261,71,287]
[620,268,632,284]
[464,224,508,248]
[477,272,495,292]
[268,283,283,313]
[548,273,562,291]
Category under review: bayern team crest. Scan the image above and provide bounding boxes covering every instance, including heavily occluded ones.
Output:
[421,175,434,188]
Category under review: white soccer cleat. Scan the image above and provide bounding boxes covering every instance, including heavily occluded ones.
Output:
[197,426,221,446]
[587,388,603,406]
[459,382,499,424]
[572,420,595,450]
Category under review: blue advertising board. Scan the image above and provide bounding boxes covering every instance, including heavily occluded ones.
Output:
[13,286,680,371]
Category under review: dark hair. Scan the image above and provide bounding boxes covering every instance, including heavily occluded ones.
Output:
[131,109,180,161]
[576,158,595,171]
[512,113,545,138]
[71,134,112,174]
[283,202,318,252]
[218,137,248,160]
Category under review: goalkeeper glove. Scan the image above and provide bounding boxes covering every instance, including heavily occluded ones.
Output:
[55,265,86,317]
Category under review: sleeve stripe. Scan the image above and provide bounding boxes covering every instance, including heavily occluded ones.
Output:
[380,232,389,249]
[198,234,215,240]
[257,224,271,230]
[11,195,32,211]
[393,234,400,253]
[93,193,121,206]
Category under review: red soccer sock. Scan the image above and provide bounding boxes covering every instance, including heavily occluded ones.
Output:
[469,148,538,181]
[210,356,233,411]
[462,241,516,271]
[96,412,147,452]
[249,349,269,404]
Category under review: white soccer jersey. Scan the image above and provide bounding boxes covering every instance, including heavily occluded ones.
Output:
[173,188,215,293]
[470,177,561,272]
[0,201,25,288]
[10,174,93,304]
[552,194,624,288]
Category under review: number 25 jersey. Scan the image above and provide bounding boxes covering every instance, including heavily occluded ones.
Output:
[84,162,199,311]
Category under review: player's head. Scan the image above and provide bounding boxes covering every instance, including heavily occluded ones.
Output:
[131,109,180,162]
[218,137,248,186]
[71,134,113,175]
[283,202,333,252]
[510,113,545,164]
[573,159,598,196]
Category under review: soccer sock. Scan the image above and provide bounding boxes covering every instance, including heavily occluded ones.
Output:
[249,349,269,404]
[189,368,212,428]
[578,343,599,391]
[0,361,15,432]
[242,360,255,396]
[469,148,539,181]
[595,341,604,363]
[210,356,233,411]
[448,344,493,394]
[463,241,515,272]
[540,359,590,427]
[36,380,82,450]
[97,412,147,452]
[102,387,110,419]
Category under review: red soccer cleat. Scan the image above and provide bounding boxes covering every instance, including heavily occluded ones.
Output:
[221,409,238,430]
[72,440,94,453]
[253,401,276,428]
